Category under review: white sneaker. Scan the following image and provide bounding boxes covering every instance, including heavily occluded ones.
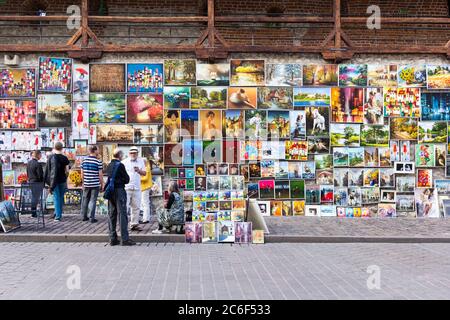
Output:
[152,229,163,234]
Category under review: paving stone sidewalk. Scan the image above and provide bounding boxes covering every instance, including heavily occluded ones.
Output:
[2,214,450,241]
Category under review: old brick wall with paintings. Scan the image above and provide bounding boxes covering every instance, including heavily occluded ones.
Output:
[1,57,450,223]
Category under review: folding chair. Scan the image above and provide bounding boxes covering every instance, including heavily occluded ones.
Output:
[15,183,45,229]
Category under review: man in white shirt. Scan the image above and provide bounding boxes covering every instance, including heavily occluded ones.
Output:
[122,146,146,231]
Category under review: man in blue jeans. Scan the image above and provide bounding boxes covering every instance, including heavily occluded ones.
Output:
[80,145,104,223]
[44,142,70,222]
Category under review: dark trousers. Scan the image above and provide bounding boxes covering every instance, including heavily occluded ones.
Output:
[81,187,100,220]
[107,188,129,242]
[30,182,44,215]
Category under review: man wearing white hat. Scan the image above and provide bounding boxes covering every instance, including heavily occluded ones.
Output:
[122,146,146,231]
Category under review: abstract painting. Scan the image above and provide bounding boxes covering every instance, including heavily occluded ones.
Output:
[127,94,164,124]
[0,68,35,98]
[90,64,126,92]
[38,57,72,92]
[127,63,163,93]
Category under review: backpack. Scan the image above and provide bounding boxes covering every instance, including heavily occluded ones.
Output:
[103,162,120,200]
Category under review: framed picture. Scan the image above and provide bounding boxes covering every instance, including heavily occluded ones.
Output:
[164,59,196,86]
[38,57,72,92]
[127,94,164,124]
[37,94,72,128]
[230,59,265,86]
[196,63,229,86]
[302,64,338,86]
[0,68,36,98]
[126,63,163,93]
[164,87,190,109]
[89,93,126,124]
[89,64,126,92]
[0,100,37,130]
[380,190,396,203]
[73,64,89,101]
[265,63,301,86]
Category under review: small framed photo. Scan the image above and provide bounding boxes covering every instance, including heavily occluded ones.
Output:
[218,163,229,175]
[195,164,206,176]
[394,161,415,174]
[207,163,218,175]
[380,190,396,203]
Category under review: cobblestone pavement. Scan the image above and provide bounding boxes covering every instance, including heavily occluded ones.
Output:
[1,242,450,299]
[8,214,450,238]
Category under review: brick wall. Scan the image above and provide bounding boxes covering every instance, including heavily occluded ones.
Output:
[1,0,447,16]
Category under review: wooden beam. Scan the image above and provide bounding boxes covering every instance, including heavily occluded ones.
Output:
[0,43,447,55]
[89,16,208,23]
[207,0,215,47]
[66,28,83,46]
[334,0,341,48]
[81,0,89,47]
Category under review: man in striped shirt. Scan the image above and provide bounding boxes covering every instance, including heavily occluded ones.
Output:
[80,145,104,223]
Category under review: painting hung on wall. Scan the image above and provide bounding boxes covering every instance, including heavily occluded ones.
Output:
[421,92,450,121]
[338,64,368,87]
[228,87,257,109]
[127,63,163,93]
[418,121,447,144]
[257,87,293,109]
[134,125,163,144]
[196,63,230,86]
[330,123,360,147]
[364,87,383,124]
[245,110,267,140]
[360,125,389,147]
[331,88,364,123]
[200,110,222,140]
[163,87,190,109]
[37,94,72,128]
[0,100,37,129]
[383,87,418,117]
[290,110,306,140]
[89,93,125,124]
[305,107,329,137]
[164,110,181,143]
[367,64,397,87]
[0,68,35,98]
[72,102,89,140]
[38,57,72,92]
[191,87,227,109]
[96,125,134,143]
[389,118,418,140]
[398,65,427,88]
[415,144,435,167]
[164,59,196,86]
[415,188,439,218]
[265,63,302,86]
[293,87,330,107]
[73,64,89,101]
[127,94,164,124]
[302,64,338,86]
[90,64,126,92]
[427,65,450,89]
[222,109,244,139]
[230,60,265,86]
[181,110,199,137]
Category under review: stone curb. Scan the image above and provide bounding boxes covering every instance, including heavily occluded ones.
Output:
[2,234,450,243]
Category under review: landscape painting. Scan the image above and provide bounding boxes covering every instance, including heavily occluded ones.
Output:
[418,121,447,144]
[367,64,398,87]
[89,93,126,124]
[0,68,35,98]
[230,60,265,86]
[338,64,368,87]
[265,63,302,86]
[96,125,134,143]
[163,87,190,109]
[37,94,72,128]
[427,65,450,90]
[196,63,229,86]
[302,64,338,86]
[257,87,293,109]
[293,87,331,107]
[164,59,196,86]
[191,87,227,109]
